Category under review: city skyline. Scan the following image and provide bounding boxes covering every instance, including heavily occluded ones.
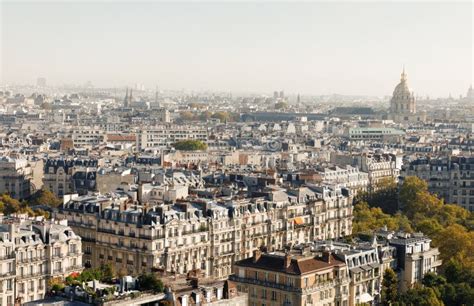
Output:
[1,1,473,97]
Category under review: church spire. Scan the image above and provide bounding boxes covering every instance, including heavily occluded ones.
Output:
[401,65,407,82]
[124,88,129,107]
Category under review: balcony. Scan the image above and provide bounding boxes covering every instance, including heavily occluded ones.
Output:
[98,228,116,235]
[229,275,299,293]
[0,253,15,260]
[67,265,83,271]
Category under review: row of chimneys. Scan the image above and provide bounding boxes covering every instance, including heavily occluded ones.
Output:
[252,249,332,268]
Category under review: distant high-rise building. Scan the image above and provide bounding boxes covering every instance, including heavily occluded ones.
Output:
[273,91,279,99]
[466,84,473,103]
[279,90,284,98]
[123,88,133,108]
[36,77,47,87]
[297,93,301,105]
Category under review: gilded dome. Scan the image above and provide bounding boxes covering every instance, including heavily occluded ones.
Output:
[392,69,413,97]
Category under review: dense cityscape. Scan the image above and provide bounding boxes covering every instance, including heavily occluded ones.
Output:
[1,1,473,306]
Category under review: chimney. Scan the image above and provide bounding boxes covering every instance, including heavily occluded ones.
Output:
[322,251,331,264]
[253,249,261,263]
[284,253,292,268]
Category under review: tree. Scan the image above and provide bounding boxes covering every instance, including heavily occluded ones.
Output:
[180,111,195,121]
[0,194,22,215]
[211,111,230,122]
[399,285,443,306]
[173,140,207,151]
[274,101,288,109]
[99,263,115,283]
[28,189,62,208]
[352,202,410,235]
[399,176,431,216]
[198,111,212,121]
[433,224,474,264]
[381,268,398,305]
[137,274,164,293]
[358,177,398,214]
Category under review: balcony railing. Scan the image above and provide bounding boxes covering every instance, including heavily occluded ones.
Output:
[0,253,15,260]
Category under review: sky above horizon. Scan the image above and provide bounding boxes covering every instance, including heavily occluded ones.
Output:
[1,1,472,97]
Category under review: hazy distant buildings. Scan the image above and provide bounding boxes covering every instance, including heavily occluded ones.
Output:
[36,77,47,87]
[136,125,207,151]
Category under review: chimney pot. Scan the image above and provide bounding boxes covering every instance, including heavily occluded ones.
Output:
[253,249,261,263]
[322,251,331,264]
[284,253,292,268]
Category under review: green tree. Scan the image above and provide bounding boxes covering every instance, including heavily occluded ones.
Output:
[180,111,195,121]
[28,189,62,207]
[274,101,288,109]
[364,177,399,214]
[99,263,115,283]
[399,285,443,306]
[211,111,230,122]
[381,268,398,305]
[198,111,212,121]
[137,274,164,293]
[352,202,408,235]
[173,140,208,151]
[0,194,22,214]
[433,224,474,265]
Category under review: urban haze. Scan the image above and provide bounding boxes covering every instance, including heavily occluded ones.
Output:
[0,1,473,306]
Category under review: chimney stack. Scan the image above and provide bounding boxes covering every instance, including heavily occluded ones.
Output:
[253,249,261,263]
[284,253,292,268]
[322,250,331,264]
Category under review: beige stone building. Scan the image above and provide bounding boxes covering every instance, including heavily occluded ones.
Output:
[55,185,353,279]
[0,157,33,200]
[230,249,350,306]
[0,215,83,306]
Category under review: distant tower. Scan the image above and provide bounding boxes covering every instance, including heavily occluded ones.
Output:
[279,90,284,99]
[129,89,133,106]
[390,67,416,114]
[273,91,279,99]
[466,84,474,102]
[124,88,129,108]
[155,86,160,107]
[297,93,301,105]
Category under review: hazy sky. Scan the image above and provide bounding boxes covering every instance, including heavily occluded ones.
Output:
[1,1,472,97]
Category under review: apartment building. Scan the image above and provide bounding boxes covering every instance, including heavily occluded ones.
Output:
[230,249,350,306]
[388,233,441,292]
[345,127,405,142]
[71,128,106,148]
[315,165,369,193]
[55,186,353,279]
[43,158,98,197]
[136,125,207,151]
[0,216,83,306]
[232,230,439,306]
[402,155,474,211]
[0,157,33,200]
[312,240,392,306]
[331,152,401,191]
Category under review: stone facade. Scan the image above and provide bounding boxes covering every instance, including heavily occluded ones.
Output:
[0,216,83,306]
[55,186,353,279]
